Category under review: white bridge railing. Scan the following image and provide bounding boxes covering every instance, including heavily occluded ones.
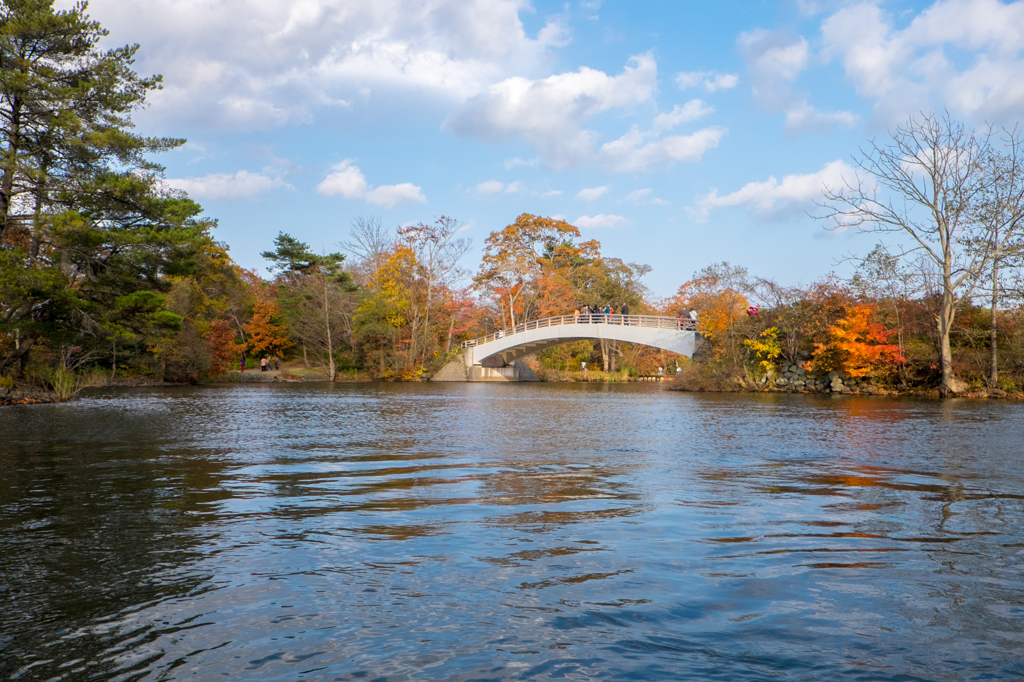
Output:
[462,314,697,348]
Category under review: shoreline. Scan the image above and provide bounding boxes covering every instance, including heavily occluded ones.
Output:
[4,375,1022,406]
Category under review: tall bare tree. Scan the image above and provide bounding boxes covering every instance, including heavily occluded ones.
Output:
[292,253,356,381]
[398,216,470,363]
[820,113,1024,396]
[971,132,1024,388]
[340,215,394,283]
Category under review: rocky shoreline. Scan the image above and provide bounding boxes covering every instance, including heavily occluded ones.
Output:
[725,358,1020,399]
[0,386,64,405]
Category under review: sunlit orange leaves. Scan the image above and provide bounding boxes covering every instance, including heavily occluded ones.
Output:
[244,298,293,357]
[811,302,904,377]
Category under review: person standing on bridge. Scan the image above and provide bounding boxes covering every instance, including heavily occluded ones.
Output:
[621,303,630,324]
[573,307,580,324]
[690,309,698,326]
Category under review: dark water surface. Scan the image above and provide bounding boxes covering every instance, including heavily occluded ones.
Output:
[2,383,1024,681]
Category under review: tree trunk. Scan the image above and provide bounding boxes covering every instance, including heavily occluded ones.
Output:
[423,274,433,365]
[935,230,962,397]
[29,151,49,261]
[937,291,958,396]
[600,339,609,372]
[324,276,336,382]
[0,333,37,376]
[409,316,418,368]
[302,342,309,368]
[445,315,454,354]
[989,260,999,388]
[231,315,247,342]
[0,97,22,244]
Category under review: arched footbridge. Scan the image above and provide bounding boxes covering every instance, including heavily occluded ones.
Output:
[432,314,698,381]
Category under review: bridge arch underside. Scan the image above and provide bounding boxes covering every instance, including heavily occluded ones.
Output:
[471,325,696,368]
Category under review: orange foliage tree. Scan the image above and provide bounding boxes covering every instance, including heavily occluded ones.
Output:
[474,214,582,327]
[811,302,904,378]
[244,299,293,358]
[666,263,750,364]
[205,319,238,374]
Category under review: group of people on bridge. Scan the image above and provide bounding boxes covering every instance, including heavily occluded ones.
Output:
[677,309,698,330]
[573,304,630,324]
[569,305,698,331]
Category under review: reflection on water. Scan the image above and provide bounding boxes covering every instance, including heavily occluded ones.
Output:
[1,383,1023,680]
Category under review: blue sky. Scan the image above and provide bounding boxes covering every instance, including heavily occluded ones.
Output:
[60,0,1024,296]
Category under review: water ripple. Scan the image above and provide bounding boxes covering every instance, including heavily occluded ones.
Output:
[2,383,1023,680]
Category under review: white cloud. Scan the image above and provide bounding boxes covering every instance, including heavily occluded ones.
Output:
[475,180,505,195]
[576,186,609,202]
[623,188,651,203]
[317,160,425,207]
[784,102,858,133]
[64,0,568,130]
[364,183,427,208]
[692,159,858,222]
[317,160,368,198]
[622,188,670,205]
[505,157,539,169]
[676,70,740,92]
[541,189,563,198]
[473,179,524,195]
[573,214,632,229]
[738,27,857,133]
[166,170,293,200]
[448,53,656,143]
[447,53,725,170]
[819,0,1024,125]
[739,28,809,112]
[598,126,725,172]
[652,100,714,133]
[706,73,740,91]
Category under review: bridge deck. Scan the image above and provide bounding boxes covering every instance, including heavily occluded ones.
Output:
[462,315,699,369]
[463,314,696,348]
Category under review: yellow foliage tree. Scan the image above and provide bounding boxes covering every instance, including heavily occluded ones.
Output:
[368,245,417,328]
[744,327,782,372]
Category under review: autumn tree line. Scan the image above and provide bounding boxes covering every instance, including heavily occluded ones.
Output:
[2,3,1024,398]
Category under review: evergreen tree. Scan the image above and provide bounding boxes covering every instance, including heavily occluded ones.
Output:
[0,0,212,376]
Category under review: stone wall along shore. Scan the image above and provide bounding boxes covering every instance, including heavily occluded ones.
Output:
[0,386,63,405]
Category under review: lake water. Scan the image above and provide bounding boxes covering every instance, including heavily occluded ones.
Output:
[1,383,1023,681]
